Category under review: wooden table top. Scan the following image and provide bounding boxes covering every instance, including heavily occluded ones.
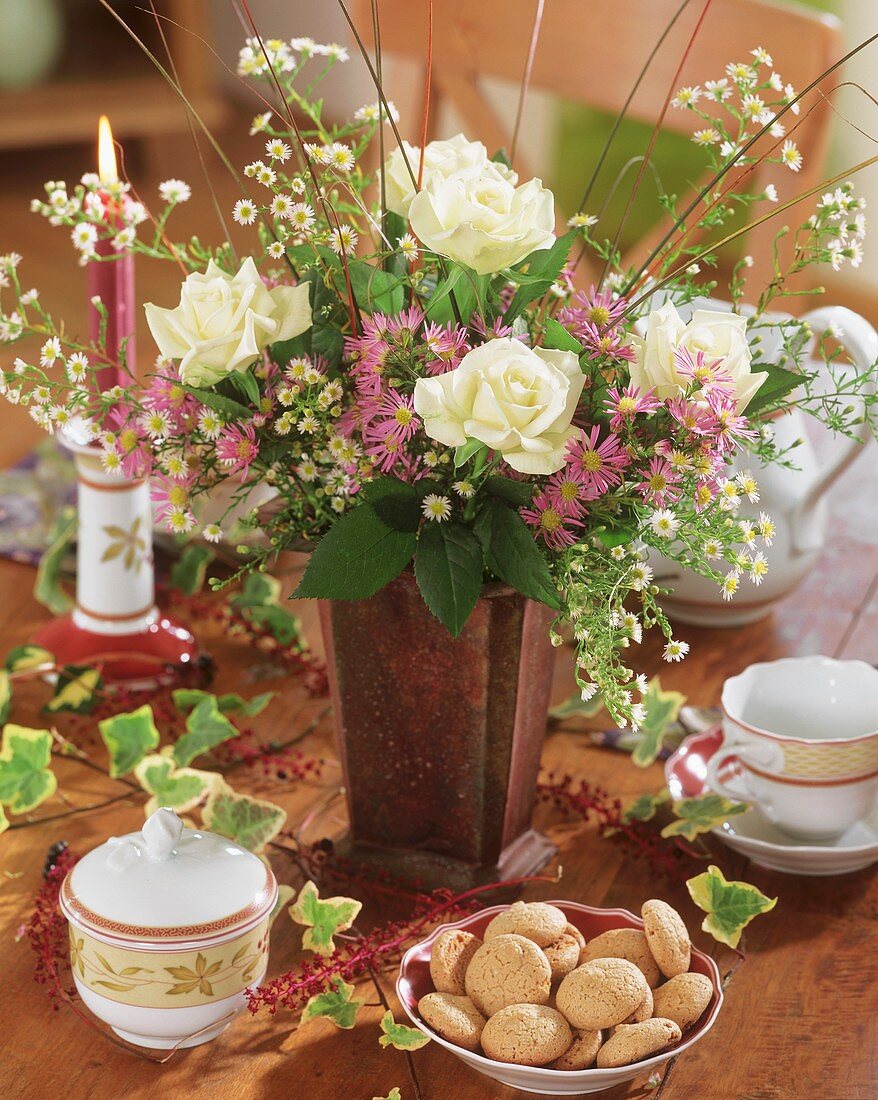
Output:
[1,443,876,1100]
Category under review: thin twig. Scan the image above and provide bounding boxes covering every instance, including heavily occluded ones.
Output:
[510,0,545,167]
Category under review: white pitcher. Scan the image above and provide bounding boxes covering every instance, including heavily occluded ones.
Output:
[652,305,878,627]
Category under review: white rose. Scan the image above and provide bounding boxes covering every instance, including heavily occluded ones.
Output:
[384,133,516,218]
[629,302,767,410]
[413,337,583,474]
[145,257,312,387]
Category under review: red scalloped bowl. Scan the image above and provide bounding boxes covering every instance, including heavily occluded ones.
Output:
[397,900,723,1096]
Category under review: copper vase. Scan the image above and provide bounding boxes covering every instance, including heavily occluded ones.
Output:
[318,572,557,891]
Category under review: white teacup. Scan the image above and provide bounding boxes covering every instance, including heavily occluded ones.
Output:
[708,656,878,841]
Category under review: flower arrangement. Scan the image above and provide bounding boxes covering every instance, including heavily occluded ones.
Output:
[1,30,877,728]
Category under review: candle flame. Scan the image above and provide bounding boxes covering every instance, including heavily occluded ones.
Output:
[97,116,118,184]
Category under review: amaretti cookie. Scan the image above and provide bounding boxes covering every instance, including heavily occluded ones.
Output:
[596,1018,682,1068]
[418,992,485,1052]
[641,899,691,978]
[549,1028,603,1070]
[464,933,552,1017]
[429,929,482,996]
[483,901,567,948]
[556,958,649,1030]
[481,1004,572,1066]
[544,933,582,982]
[651,971,713,1030]
[580,927,662,988]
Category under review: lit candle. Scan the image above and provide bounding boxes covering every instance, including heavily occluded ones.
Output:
[88,115,135,391]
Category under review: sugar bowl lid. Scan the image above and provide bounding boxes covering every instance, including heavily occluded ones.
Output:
[60,808,277,944]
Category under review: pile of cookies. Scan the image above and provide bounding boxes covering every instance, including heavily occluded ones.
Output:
[417,899,714,1071]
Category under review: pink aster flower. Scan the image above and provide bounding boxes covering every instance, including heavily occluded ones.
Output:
[560,285,629,331]
[565,426,630,496]
[152,474,195,524]
[606,384,661,431]
[545,465,591,518]
[216,422,259,479]
[521,490,584,549]
[422,322,469,375]
[637,455,682,508]
[673,345,735,401]
[703,390,758,452]
[364,389,419,449]
[142,363,199,429]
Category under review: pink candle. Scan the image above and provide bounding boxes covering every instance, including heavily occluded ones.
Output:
[88,116,135,391]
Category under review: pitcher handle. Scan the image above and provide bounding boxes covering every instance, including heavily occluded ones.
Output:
[790,306,878,553]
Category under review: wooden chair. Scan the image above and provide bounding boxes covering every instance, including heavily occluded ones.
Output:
[351,0,842,297]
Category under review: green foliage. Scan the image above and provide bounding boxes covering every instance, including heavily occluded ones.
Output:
[184,385,251,420]
[0,724,56,813]
[686,864,777,948]
[549,690,605,722]
[745,361,803,415]
[294,500,416,600]
[45,666,102,715]
[378,1011,431,1051]
[34,508,76,615]
[0,672,11,724]
[246,604,304,646]
[4,645,53,673]
[662,794,749,841]
[348,259,405,316]
[99,705,160,778]
[622,789,671,824]
[542,317,584,355]
[453,438,487,469]
[172,696,238,768]
[172,689,274,717]
[289,880,363,955]
[474,498,560,608]
[630,678,686,767]
[414,522,483,637]
[202,781,286,851]
[231,572,282,610]
[133,753,217,815]
[170,545,214,595]
[504,231,577,320]
[483,475,534,507]
[302,977,363,1030]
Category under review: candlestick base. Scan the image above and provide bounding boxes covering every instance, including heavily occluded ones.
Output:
[34,609,197,690]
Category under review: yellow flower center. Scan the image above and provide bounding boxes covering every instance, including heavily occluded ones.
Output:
[169,485,188,507]
[617,396,636,414]
[582,450,602,472]
[588,305,611,327]
[394,408,413,426]
[237,438,252,460]
[540,508,563,532]
[119,429,138,453]
[648,473,667,492]
[559,481,580,502]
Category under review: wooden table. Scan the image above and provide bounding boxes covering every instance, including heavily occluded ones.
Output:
[2,465,876,1100]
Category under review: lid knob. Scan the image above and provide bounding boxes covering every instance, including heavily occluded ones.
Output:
[142,807,183,861]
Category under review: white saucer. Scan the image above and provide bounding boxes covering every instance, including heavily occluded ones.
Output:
[665,727,878,876]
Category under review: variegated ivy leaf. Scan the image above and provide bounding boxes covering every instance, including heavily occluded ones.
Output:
[230,571,282,610]
[302,977,363,1030]
[99,705,160,778]
[269,884,295,928]
[0,802,8,835]
[171,695,238,768]
[171,689,275,718]
[661,794,749,841]
[133,753,218,815]
[631,678,686,767]
[45,665,102,715]
[548,690,605,722]
[4,644,54,674]
[202,781,286,852]
[623,788,671,824]
[289,880,363,956]
[34,508,75,615]
[0,725,57,813]
[687,864,777,948]
[378,1011,431,1051]
[0,671,11,725]
[374,1090,402,1100]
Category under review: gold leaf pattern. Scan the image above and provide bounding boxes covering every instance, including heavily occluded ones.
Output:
[101,516,147,573]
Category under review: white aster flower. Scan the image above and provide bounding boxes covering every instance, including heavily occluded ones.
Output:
[398,232,418,262]
[289,203,315,233]
[265,138,292,163]
[71,223,98,253]
[663,639,690,662]
[159,179,191,204]
[326,143,355,172]
[267,241,285,259]
[422,494,451,522]
[763,183,778,203]
[40,337,62,366]
[140,409,171,439]
[628,562,654,592]
[233,198,258,225]
[66,351,89,382]
[671,86,701,109]
[751,46,773,66]
[452,480,475,498]
[705,78,731,101]
[650,509,680,539]
[168,506,195,534]
[567,212,598,228]
[330,225,358,254]
[579,681,599,702]
[101,449,123,475]
[195,411,221,439]
[721,571,740,600]
[780,140,802,172]
[692,128,720,146]
[250,112,272,135]
[747,551,769,585]
[202,523,223,543]
[112,227,136,252]
[255,165,277,187]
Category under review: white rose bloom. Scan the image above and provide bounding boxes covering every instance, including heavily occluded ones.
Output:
[413,337,583,474]
[145,257,311,387]
[383,133,516,218]
[629,302,767,410]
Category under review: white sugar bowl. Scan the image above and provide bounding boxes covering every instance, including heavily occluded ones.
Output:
[60,807,277,1049]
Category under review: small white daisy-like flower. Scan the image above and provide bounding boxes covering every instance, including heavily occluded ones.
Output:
[299,413,319,434]
[66,351,89,382]
[630,702,647,731]
[399,233,419,261]
[288,203,315,233]
[567,212,598,228]
[323,43,349,61]
[112,227,136,252]
[704,539,722,561]
[742,94,766,121]
[671,85,701,109]
[763,183,778,203]
[768,120,786,139]
[303,142,328,164]
[610,544,627,561]
[265,138,292,163]
[747,551,769,585]
[633,673,649,695]
[270,194,294,220]
[721,571,740,600]
[202,523,223,543]
[233,198,258,225]
[768,70,784,91]
[255,165,277,187]
[50,404,72,426]
[243,161,262,179]
[250,111,272,135]
[735,472,760,502]
[33,384,51,404]
[159,178,191,204]
[140,409,171,439]
[780,140,802,172]
[296,456,319,481]
[738,520,757,546]
[330,496,346,513]
[422,494,451,522]
[330,225,358,254]
[692,128,720,146]
[20,287,39,305]
[71,223,98,252]
[663,639,690,662]
[325,143,355,172]
[650,509,680,539]
[354,100,400,124]
[686,263,701,276]
[705,77,731,101]
[30,405,52,430]
[168,506,195,534]
[628,562,654,592]
[726,61,755,85]
[751,46,773,66]
[784,83,800,114]
[267,241,286,260]
[452,480,475,498]
[579,681,599,702]
[40,337,62,366]
[197,409,223,439]
[165,453,190,479]
[101,449,123,475]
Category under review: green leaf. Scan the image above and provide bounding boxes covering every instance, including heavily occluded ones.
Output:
[231,572,282,610]
[170,545,214,595]
[0,725,56,813]
[0,803,8,835]
[4,645,54,674]
[99,705,160,778]
[289,880,363,955]
[172,695,238,767]
[34,507,76,615]
[379,1010,431,1051]
[474,498,560,609]
[302,977,363,1030]
[631,678,686,767]
[661,794,749,841]
[0,672,12,725]
[45,666,102,715]
[245,604,304,646]
[348,260,405,316]
[483,475,534,507]
[133,753,217,815]
[230,367,261,408]
[549,690,605,722]
[745,361,802,415]
[374,1091,402,1100]
[172,689,274,717]
[542,317,584,354]
[686,864,777,948]
[623,789,671,824]
[453,438,487,469]
[202,781,287,851]
[504,231,577,320]
[414,522,483,637]
[293,503,416,601]
[361,477,422,533]
[185,385,251,420]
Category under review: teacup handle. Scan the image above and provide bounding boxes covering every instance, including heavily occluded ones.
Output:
[705,746,751,803]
